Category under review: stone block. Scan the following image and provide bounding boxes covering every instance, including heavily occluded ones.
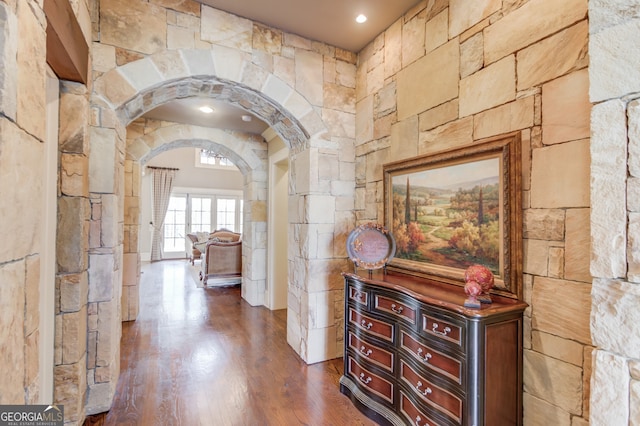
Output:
[59,86,89,154]
[0,120,43,263]
[384,20,402,80]
[0,260,25,404]
[60,272,88,313]
[150,0,200,17]
[62,306,87,364]
[532,331,584,366]
[16,0,45,141]
[590,19,640,102]
[631,380,640,426]
[523,209,565,241]
[397,40,459,121]
[418,117,473,155]
[0,2,17,121]
[591,100,627,279]
[460,32,483,79]
[61,154,89,197]
[565,208,591,283]
[523,393,571,426]
[523,350,583,414]
[517,20,588,91]
[591,278,640,359]
[531,276,591,344]
[524,239,550,276]
[530,140,590,208]
[473,96,534,140]
[542,69,590,145]
[459,55,515,117]
[88,254,114,303]
[54,360,87,422]
[296,49,323,107]
[401,10,425,67]
[167,25,194,49]
[89,127,117,194]
[324,83,356,115]
[484,0,587,64]
[629,101,640,178]
[589,0,640,34]
[547,247,564,278]
[590,350,629,426]
[305,195,335,225]
[101,0,167,55]
[449,0,501,38]
[355,95,374,145]
[425,9,448,54]
[390,116,419,162]
[57,197,89,274]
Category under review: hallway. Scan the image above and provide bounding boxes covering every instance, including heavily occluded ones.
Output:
[85,260,374,426]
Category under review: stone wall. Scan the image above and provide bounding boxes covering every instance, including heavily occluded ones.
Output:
[88,0,357,411]
[589,1,640,424]
[355,0,592,424]
[0,0,46,406]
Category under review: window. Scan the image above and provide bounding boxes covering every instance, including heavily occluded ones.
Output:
[190,197,212,233]
[216,198,236,230]
[196,149,237,169]
[162,193,242,255]
[163,195,186,252]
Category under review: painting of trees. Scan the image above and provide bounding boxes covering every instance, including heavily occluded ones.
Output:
[389,157,501,274]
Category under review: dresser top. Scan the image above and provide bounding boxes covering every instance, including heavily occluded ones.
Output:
[344,270,528,318]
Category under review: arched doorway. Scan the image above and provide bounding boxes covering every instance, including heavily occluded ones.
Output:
[86,48,353,412]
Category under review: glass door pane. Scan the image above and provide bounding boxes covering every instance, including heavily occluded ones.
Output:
[191,196,213,233]
[164,195,186,253]
[216,198,236,231]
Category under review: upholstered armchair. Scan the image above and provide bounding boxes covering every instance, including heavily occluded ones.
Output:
[199,229,242,286]
[186,233,201,265]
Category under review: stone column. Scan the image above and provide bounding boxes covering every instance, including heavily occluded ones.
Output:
[55,81,90,425]
[122,159,141,321]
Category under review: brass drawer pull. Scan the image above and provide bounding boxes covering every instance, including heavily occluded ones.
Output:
[415,415,430,426]
[416,381,432,397]
[359,373,372,384]
[359,345,372,357]
[417,347,432,363]
[391,303,404,314]
[360,320,373,330]
[432,322,451,337]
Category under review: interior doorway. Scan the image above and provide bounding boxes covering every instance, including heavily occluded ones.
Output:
[267,148,289,310]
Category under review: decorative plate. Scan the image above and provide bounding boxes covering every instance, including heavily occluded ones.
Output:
[346,223,396,270]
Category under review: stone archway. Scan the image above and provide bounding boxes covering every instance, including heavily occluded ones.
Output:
[123,124,269,317]
[86,48,353,412]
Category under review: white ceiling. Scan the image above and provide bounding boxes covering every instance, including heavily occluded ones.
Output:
[144,0,422,135]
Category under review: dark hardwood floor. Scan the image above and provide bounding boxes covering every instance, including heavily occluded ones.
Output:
[84,260,376,426]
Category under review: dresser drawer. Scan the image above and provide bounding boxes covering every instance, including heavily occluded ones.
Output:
[348,331,394,372]
[399,391,441,426]
[421,311,464,350]
[347,356,394,404]
[348,308,394,342]
[374,293,417,325]
[400,360,463,424]
[348,284,368,306]
[400,330,463,385]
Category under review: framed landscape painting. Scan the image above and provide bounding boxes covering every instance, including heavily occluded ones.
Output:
[383,133,522,299]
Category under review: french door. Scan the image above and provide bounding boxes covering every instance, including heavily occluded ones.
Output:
[162,193,242,257]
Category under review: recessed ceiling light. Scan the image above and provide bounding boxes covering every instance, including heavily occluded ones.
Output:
[241,115,252,122]
[199,106,214,114]
[356,14,367,24]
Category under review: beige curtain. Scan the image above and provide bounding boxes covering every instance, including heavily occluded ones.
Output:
[150,168,176,261]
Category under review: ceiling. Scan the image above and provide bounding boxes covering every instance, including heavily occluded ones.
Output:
[144,0,422,135]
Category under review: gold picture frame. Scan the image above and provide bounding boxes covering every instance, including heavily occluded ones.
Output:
[383,133,522,299]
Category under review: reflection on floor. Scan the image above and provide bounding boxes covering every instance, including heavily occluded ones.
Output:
[84,260,375,426]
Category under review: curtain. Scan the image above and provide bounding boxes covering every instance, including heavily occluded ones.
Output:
[150,168,176,261]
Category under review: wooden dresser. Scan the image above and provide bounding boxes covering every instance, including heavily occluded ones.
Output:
[340,271,527,426]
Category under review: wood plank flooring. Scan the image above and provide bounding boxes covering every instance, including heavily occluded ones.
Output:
[84,260,376,426]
